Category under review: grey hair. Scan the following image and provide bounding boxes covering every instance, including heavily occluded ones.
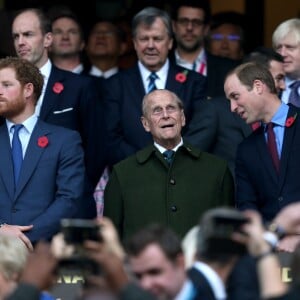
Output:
[132,6,173,38]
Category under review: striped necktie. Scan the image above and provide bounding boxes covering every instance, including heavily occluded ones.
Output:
[148,72,158,93]
[163,150,175,165]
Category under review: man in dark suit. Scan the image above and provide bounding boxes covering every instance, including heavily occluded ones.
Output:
[171,0,238,98]
[12,8,105,218]
[104,89,234,240]
[185,97,252,176]
[224,62,300,251]
[103,6,207,165]
[187,207,248,300]
[0,57,85,248]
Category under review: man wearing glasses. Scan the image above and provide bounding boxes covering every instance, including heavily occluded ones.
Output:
[171,0,238,98]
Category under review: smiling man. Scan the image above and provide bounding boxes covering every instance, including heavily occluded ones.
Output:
[104,89,234,241]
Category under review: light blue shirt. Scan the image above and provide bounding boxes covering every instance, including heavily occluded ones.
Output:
[7,114,38,158]
[264,102,289,158]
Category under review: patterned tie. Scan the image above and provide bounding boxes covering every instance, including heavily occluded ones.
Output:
[288,81,300,107]
[266,123,280,173]
[12,124,24,187]
[163,150,175,165]
[147,72,158,93]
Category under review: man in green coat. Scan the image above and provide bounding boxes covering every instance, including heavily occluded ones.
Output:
[104,89,234,240]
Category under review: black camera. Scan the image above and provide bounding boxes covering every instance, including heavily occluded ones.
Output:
[57,219,102,276]
[61,218,102,245]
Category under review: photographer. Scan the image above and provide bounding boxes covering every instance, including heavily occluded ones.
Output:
[187,207,248,300]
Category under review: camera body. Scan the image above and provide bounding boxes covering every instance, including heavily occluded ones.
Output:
[58,219,102,276]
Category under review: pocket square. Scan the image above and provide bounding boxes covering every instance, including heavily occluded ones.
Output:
[53,107,73,114]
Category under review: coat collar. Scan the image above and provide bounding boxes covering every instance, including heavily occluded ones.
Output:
[136,141,202,164]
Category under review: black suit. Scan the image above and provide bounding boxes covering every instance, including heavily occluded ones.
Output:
[188,267,216,300]
[185,97,252,176]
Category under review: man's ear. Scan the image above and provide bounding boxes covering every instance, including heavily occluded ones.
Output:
[23,82,34,99]
[141,116,151,132]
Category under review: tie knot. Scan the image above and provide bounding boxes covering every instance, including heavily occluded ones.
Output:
[149,72,158,82]
[267,122,274,130]
[163,150,175,164]
[13,124,23,134]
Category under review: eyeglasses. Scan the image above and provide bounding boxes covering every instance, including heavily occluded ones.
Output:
[210,33,241,41]
[177,18,205,27]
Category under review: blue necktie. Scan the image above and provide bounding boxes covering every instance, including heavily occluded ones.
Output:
[288,81,300,107]
[163,150,175,165]
[12,124,23,187]
[148,72,158,93]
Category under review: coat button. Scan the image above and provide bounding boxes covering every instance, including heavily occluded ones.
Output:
[170,178,176,185]
[171,205,177,212]
[278,196,283,202]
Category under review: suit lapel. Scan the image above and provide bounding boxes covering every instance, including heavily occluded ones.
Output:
[255,127,278,182]
[39,66,65,120]
[0,125,15,199]
[14,122,50,200]
[278,108,298,189]
[166,64,184,94]
[131,65,147,106]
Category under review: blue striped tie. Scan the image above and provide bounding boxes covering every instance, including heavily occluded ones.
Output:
[163,150,175,165]
[12,124,23,187]
[148,72,158,93]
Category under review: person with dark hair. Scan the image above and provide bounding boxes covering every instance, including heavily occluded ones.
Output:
[224,62,300,252]
[12,8,107,218]
[48,5,86,73]
[187,207,247,300]
[244,46,285,96]
[171,0,238,98]
[207,11,245,61]
[125,223,201,300]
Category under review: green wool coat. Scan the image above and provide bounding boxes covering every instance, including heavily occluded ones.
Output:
[104,143,234,240]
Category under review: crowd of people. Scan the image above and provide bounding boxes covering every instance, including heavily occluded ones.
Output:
[0,0,300,299]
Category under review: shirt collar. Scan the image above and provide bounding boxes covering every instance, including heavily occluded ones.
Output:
[154,138,183,154]
[174,49,206,66]
[269,102,289,127]
[6,113,38,135]
[39,59,52,81]
[174,279,196,300]
[89,65,119,78]
[193,261,227,300]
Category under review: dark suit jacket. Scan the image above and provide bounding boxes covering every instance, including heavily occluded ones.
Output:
[235,105,300,221]
[169,51,238,99]
[185,97,252,176]
[103,62,207,164]
[38,65,107,218]
[0,120,85,242]
[187,266,216,300]
[205,53,238,98]
[104,142,234,240]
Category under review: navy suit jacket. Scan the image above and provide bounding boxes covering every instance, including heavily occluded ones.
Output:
[236,105,300,221]
[185,97,252,176]
[188,266,216,300]
[40,65,105,187]
[0,120,85,242]
[103,62,207,164]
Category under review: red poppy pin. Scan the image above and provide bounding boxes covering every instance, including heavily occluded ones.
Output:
[175,70,188,83]
[285,113,297,128]
[53,82,64,94]
[38,136,49,148]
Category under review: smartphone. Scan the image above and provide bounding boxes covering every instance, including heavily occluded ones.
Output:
[60,219,102,245]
